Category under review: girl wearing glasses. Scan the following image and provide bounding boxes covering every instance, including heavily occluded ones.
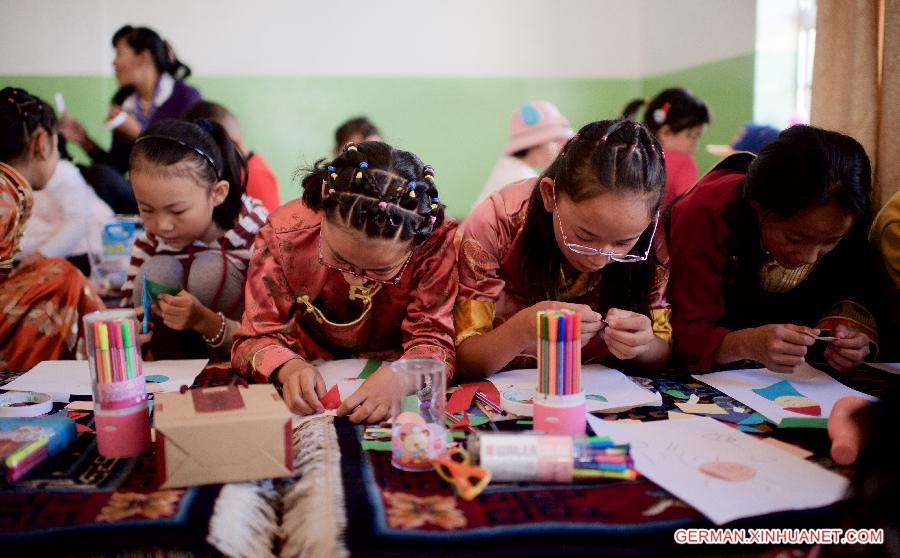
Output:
[669,125,877,372]
[232,142,457,423]
[456,120,671,377]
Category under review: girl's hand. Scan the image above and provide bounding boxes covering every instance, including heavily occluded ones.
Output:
[746,323,817,373]
[337,366,391,424]
[824,324,870,372]
[277,359,325,415]
[115,111,142,140]
[601,308,656,360]
[58,114,87,145]
[156,290,207,331]
[134,305,154,345]
[519,301,605,347]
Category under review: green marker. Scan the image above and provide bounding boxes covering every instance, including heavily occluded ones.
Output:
[122,320,135,379]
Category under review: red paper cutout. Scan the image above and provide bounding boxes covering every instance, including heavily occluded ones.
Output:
[321,384,342,410]
[447,382,502,415]
[785,405,822,416]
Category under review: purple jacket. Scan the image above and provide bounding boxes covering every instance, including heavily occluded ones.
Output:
[88,76,202,174]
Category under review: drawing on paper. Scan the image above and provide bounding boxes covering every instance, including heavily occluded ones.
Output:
[751,380,822,416]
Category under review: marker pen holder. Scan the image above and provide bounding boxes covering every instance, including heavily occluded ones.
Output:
[535,309,585,435]
[533,392,587,435]
[84,309,151,458]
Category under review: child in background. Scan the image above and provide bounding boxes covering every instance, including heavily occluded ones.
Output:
[232,141,457,424]
[622,88,710,207]
[456,120,671,378]
[473,101,573,211]
[707,122,780,158]
[182,100,281,212]
[332,117,381,156]
[0,87,104,372]
[869,191,900,360]
[668,126,877,373]
[17,135,114,277]
[121,118,268,359]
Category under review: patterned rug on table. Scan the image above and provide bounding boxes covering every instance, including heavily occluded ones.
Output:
[0,363,271,556]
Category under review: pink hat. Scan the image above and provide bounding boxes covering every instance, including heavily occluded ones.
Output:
[504,101,574,155]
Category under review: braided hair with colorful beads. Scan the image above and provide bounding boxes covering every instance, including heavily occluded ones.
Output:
[520,119,666,314]
[301,141,445,245]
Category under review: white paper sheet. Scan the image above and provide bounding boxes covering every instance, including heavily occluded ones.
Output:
[587,414,850,525]
[692,364,877,426]
[315,358,378,390]
[488,364,662,414]
[5,359,208,402]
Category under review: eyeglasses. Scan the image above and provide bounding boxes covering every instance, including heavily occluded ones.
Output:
[317,233,412,286]
[553,193,659,263]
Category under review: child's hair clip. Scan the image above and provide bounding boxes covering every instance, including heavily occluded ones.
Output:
[378,201,388,209]
[327,165,336,172]
[653,102,671,124]
[409,181,417,189]
[346,144,358,152]
[359,162,368,169]
[396,186,403,192]
[423,165,435,176]
[409,191,416,199]
[431,197,440,203]
[601,134,609,142]
[424,175,435,182]
[429,215,437,223]
[328,188,336,195]
[430,203,438,210]
[330,173,338,180]
[355,171,363,180]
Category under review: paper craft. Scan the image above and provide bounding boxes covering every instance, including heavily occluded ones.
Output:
[762,437,814,459]
[311,359,382,414]
[489,364,661,416]
[674,394,728,415]
[693,364,877,427]
[587,414,849,525]
[5,359,208,402]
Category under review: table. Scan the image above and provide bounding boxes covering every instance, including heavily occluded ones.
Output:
[1,363,897,557]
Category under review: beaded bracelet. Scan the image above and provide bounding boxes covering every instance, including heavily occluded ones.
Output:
[203,311,227,346]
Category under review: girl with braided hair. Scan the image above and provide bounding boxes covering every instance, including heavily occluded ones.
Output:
[456,119,672,377]
[0,87,104,372]
[232,141,458,423]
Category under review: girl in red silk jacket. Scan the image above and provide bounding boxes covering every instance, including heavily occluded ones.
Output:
[233,141,458,424]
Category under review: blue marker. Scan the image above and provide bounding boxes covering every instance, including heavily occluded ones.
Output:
[142,269,150,334]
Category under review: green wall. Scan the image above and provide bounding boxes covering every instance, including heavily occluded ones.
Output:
[3,54,753,217]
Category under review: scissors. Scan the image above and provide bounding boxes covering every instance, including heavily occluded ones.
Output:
[431,447,492,501]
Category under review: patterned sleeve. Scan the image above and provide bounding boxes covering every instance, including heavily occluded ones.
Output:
[399,222,459,379]
[231,224,309,381]
[453,197,510,347]
[119,232,157,307]
[648,230,673,344]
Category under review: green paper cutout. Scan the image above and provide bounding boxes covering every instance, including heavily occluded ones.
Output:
[359,359,381,379]
[586,394,608,402]
[664,389,690,400]
[145,278,180,302]
[362,440,393,451]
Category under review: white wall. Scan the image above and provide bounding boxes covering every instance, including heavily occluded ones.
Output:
[1,0,756,78]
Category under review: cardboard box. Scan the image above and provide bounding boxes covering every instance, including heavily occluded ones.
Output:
[154,384,292,488]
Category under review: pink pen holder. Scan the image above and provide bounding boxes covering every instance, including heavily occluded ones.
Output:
[84,309,151,458]
[95,401,152,458]
[533,392,586,435]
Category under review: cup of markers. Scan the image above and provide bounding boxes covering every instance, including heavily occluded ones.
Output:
[83,309,151,457]
[534,309,586,435]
